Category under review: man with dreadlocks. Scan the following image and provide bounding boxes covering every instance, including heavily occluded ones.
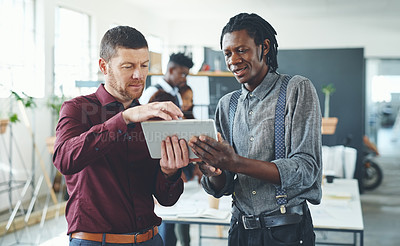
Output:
[189,13,322,245]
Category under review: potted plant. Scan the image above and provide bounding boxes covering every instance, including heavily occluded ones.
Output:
[0,91,36,134]
[0,90,19,134]
[0,118,9,134]
[0,103,12,134]
[321,83,338,135]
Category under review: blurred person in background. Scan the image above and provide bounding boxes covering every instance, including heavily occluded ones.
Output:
[140,52,194,107]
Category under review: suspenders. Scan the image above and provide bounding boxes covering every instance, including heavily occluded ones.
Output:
[154,84,163,90]
[228,75,292,214]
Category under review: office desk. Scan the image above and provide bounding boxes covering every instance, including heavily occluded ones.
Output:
[309,178,364,246]
[155,181,230,246]
[156,179,364,246]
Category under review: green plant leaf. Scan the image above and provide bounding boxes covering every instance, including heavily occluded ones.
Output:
[11,91,37,108]
[322,83,336,95]
[22,92,37,108]
[9,113,19,123]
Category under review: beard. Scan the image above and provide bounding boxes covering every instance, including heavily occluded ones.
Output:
[107,67,144,102]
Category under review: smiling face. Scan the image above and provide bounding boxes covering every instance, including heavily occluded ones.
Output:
[100,47,149,107]
[222,29,270,91]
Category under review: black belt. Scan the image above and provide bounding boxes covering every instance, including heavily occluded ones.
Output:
[232,202,306,229]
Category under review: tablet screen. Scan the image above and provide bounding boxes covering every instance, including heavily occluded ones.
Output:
[141,119,217,159]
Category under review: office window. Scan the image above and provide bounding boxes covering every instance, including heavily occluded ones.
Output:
[0,0,39,97]
[54,7,96,96]
[371,76,400,103]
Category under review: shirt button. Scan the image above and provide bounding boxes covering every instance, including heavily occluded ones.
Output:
[249,110,253,115]
[250,136,254,142]
[252,191,256,195]
[249,93,253,97]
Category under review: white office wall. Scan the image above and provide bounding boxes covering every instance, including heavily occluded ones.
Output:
[52,0,170,52]
[168,16,400,58]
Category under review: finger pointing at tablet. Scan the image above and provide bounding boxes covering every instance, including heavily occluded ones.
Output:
[122,101,183,123]
[189,133,239,172]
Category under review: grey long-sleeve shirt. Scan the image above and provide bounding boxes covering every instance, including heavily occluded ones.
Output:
[202,71,322,215]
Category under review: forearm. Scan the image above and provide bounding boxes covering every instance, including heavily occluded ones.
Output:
[234,156,281,184]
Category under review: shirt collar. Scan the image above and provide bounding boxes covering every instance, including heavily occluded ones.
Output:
[159,79,179,95]
[95,83,140,108]
[241,71,280,100]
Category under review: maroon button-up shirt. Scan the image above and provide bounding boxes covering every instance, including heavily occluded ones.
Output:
[53,84,183,235]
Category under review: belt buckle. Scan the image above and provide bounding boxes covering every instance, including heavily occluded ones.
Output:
[134,231,141,244]
[242,215,261,229]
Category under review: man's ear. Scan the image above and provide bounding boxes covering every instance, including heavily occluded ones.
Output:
[263,39,270,56]
[168,66,175,75]
[99,58,108,75]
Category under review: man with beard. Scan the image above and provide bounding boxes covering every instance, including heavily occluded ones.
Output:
[189,13,322,246]
[53,26,190,246]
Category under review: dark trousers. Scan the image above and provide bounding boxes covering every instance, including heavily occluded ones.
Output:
[228,206,315,246]
[159,222,176,246]
[159,222,190,246]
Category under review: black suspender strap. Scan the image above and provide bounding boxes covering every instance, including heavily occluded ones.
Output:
[228,75,292,214]
[154,84,163,90]
[274,75,292,213]
[228,89,242,146]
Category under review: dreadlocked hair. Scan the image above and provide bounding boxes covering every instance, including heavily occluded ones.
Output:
[220,13,278,72]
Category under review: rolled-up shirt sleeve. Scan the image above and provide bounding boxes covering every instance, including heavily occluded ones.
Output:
[201,171,235,198]
[272,79,322,191]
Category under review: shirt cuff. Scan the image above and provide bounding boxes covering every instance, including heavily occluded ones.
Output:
[201,171,234,198]
[272,159,290,188]
[159,168,183,184]
[104,112,128,141]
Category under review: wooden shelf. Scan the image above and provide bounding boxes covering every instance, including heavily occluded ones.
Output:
[148,71,233,77]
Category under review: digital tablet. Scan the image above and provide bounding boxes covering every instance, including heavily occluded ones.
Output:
[141,119,217,159]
